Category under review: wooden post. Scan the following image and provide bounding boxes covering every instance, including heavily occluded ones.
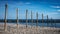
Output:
[4,4,8,31]
[51,18,53,27]
[25,9,28,34]
[54,19,56,28]
[36,12,38,28]
[47,15,48,27]
[31,11,33,28]
[26,9,28,29]
[51,18,54,33]
[36,12,38,34]
[55,21,56,28]
[16,8,19,33]
[42,13,44,27]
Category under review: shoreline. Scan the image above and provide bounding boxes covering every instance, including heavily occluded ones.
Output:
[0,23,60,34]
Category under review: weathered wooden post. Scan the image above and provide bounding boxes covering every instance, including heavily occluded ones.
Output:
[25,9,28,34]
[26,9,28,29]
[4,4,8,31]
[47,15,49,34]
[47,15,48,27]
[16,8,19,34]
[54,21,56,28]
[51,18,53,27]
[42,13,44,27]
[36,12,38,28]
[51,17,54,33]
[36,12,38,34]
[42,13,44,34]
[31,11,33,28]
[53,19,56,28]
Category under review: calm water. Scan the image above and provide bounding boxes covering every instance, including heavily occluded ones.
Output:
[0,22,60,28]
[19,23,60,28]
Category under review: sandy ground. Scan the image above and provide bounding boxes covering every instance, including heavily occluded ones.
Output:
[0,23,60,34]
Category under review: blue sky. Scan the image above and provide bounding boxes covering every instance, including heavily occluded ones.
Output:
[0,0,60,19]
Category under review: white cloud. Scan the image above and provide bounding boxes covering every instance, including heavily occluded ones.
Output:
[57,10,60,12]
[48,12,58,15]
[43,12,59,17]
[58,10,60,11]
[18,2,31,5]
[25,2,31,4]
[18,2,24,5]
[51,6,60,8]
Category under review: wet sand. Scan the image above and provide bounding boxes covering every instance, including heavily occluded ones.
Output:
[0,23,60,34]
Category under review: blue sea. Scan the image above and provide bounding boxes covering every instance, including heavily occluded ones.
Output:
[20,23,60,28]
[0,22,60,28]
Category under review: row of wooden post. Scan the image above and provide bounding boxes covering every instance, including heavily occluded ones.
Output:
[4,4,55,32]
